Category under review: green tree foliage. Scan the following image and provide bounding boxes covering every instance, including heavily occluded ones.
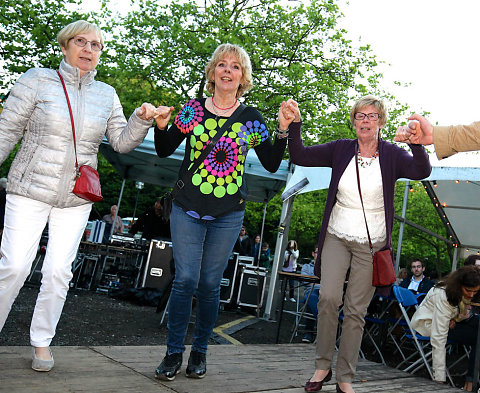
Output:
[100,0,403,141]
[0,0,92,89]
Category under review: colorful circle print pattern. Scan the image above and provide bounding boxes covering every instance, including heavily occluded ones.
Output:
[175,100,269,198]
[174,99,204,134]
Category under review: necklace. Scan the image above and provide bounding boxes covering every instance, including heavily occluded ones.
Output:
[212,96,238,111]
[211,102,222,120]
[210,97,237,121]
[357,150,379,168]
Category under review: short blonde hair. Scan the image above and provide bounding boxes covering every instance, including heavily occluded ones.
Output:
[205,43,253,98]
[350,95,387,128]
[57,20,104,49]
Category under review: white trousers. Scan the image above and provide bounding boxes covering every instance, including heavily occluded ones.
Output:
[0,194,92,347]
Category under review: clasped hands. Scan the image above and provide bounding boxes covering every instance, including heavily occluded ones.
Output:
[279,99,301,130]
[394,114,434,145]
[136,103,175,129]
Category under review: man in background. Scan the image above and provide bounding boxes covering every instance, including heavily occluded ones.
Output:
[129,197,171,240]
[102,204,123,234]
[233,225,252,256]
[399,259,434,295]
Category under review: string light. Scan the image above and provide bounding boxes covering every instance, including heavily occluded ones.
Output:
[455,180,459,184]
[433,180,438,188]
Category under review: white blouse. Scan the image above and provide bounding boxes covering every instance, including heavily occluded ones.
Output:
[327,155,386,244]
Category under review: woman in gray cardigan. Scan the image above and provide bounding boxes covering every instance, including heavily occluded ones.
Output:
[0,20,165,372]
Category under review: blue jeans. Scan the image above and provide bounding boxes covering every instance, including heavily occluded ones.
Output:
[304,287,320,331]
[167,202,244,354]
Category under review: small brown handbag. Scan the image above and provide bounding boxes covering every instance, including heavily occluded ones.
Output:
[57,71,103,202]
[355,145,396,287]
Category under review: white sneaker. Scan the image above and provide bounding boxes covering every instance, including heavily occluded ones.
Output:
[290,297,296,302]
[32,347,54,372]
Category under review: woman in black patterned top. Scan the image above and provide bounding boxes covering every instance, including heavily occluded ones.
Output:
[153,43,289,381]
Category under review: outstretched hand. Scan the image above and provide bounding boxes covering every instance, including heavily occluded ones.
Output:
[136,104,175,129]
[153,106,175,130]
[279,99,301,130]
[394,114,434,145]
[137,103,159,121]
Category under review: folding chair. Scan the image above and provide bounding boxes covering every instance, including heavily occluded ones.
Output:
[392,286,460,386]
[362,294,397,365]
[289,282,318,343]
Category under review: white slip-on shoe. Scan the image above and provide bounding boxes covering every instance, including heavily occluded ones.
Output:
[32,347,54,372]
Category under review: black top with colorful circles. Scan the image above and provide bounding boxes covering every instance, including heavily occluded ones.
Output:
[154,97,286,219]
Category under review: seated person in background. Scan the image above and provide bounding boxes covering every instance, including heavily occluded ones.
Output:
[129,197,171,240]
[233,225,252,256]
[102,204,123,233]
[300,248,320,343]
[464,254,480,267]
[395,267,408,285]
[259,242,272,270]
[400,259,434,295]
[464,255,480,314]
[411,266,480,391]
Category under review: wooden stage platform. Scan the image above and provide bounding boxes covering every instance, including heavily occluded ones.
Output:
[0,344,462,393]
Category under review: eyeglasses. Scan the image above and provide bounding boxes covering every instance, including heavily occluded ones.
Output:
[354,112,381,121]
[70,36,104,52]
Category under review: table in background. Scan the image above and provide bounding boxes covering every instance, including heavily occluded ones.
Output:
[275,271,320,343]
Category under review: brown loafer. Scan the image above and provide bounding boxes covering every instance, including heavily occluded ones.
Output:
[304,369,332,392]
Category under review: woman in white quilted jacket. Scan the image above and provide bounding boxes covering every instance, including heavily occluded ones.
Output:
[0,20,167,372]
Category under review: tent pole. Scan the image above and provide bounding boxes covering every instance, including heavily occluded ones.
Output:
[263,195,295,320]
[258,200,268,264]
[395,181,410,271]
[452,246,458,271]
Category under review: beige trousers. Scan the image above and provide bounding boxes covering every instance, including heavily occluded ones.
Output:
[315,231,383,382]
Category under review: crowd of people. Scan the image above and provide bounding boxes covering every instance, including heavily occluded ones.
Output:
[1,16,480,393]
[233,225,272,269]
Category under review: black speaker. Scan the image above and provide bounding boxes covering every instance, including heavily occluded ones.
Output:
[220,253,239,304]
[142,240,174,290]
[237,266,266,308]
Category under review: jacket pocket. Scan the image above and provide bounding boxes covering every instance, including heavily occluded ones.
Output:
[19,147,43,184]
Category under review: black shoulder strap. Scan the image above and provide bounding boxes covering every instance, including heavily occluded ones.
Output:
[171,103,246,197]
